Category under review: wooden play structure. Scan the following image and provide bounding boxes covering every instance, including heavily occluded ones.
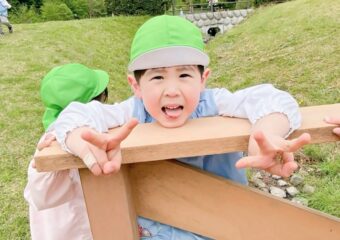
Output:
[35,104,340,240]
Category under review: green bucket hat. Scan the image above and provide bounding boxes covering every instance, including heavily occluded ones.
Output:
[40,63,109,130]
[128,15,209,72]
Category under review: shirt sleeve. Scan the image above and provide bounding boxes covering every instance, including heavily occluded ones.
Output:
[0,0,11,8]
[24,133,79,210]
[53,98,134,152]
[212,84,301,136]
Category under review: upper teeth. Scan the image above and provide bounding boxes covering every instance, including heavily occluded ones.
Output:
[166,106,178,109]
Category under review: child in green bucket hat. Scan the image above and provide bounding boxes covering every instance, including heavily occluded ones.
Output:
[25,63,109,240]
[51,15,310,238]
[41,63,109,130]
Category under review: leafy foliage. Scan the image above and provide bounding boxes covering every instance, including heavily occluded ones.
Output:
[88,0,106,17]
[105,0,171,15]
[11,5,41,23]
[64,0,89,18]
[41,2,73,21]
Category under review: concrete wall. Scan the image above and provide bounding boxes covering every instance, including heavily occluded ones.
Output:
[181,9,253,37]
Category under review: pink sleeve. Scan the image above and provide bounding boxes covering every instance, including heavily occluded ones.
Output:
[24,134,79,210]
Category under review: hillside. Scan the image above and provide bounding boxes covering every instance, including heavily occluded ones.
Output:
[207,0,339,106]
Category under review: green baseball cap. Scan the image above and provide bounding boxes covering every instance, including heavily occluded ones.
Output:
[40,63,109,130]
[128,15,209,72]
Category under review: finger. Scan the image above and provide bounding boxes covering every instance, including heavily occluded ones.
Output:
[282,133,311,152]
[282,151,295,163]
[235,155,273,169]
[103,149,122,174]
[37,135,56,151]
[43,133,56,142]
[82,152,102,176]
[269,161,298,178]
[88,143,110,170]
[324,116,340,125]
[37,140,51,151]
[107,119,139,150]
[267,152,297,177]
[81,129,107,149]
[333,127,340,136]
[281,151,298,176]
[252,131,275,155]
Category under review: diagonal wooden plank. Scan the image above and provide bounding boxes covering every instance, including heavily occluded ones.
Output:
[35,104,340,172]
[129,160,340,240]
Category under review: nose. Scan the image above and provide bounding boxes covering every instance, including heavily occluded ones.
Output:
[164,85,180,97]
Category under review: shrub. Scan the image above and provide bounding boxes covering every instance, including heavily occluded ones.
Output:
[236,0,255,9]
[41,2,74,21]
[64,0,89,19]
[89,0,107,17]
[11,5,42,23]
[108,0,171,16]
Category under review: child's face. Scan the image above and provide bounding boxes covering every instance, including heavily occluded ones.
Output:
[129,65,210,128]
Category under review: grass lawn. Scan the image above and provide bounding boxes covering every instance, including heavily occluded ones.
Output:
[0,0,339,238]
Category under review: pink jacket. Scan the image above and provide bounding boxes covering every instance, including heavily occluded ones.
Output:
[24,134,92,240]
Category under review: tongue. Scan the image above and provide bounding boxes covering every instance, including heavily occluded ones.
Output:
[165,107,182,118]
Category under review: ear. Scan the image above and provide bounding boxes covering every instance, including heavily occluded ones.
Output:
[200,68,211,91]
[127,75,142,98]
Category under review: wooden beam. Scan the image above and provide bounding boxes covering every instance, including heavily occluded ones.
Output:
[130,160,340,240]
[35,104,340,172]
[79,166,138,240]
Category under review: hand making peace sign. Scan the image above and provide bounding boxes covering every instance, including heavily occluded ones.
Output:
[236,131,311,177]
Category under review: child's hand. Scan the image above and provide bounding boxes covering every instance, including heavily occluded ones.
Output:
[32,133,56,168]
[78,119,139,175]
[236,131,311,177]
[37,133,56,151]
[324,116,340,136]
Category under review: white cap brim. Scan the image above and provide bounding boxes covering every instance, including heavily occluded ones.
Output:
[128,46,210,72]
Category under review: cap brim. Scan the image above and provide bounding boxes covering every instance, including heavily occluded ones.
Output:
[42,107,60,130]
[128,46,210,72]
[93,70,109,98]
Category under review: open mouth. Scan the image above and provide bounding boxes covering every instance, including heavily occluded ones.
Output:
[161,105,184,118]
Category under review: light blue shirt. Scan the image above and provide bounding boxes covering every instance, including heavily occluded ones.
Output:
[0,0,9,17]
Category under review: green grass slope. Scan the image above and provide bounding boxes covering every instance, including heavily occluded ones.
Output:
[0,16,148,239]
[0,0,339,238]
[207,0,339,105]
[206,0,339,218]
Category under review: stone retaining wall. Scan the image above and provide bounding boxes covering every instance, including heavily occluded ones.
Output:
[181,9,253,36]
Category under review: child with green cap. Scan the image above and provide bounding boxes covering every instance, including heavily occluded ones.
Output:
[52,16,311,238]
[24,63,110,240]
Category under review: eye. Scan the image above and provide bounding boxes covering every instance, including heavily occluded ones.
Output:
[179,73,192,78]
[150,75,163,81]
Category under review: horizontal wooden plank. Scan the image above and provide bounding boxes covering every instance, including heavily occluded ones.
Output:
[35,104,340,172]
[130,160,340,240]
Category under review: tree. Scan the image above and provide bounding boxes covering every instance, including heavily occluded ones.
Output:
[41,2,73,21]
[106,0,172,15]
[64,0,89,18]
